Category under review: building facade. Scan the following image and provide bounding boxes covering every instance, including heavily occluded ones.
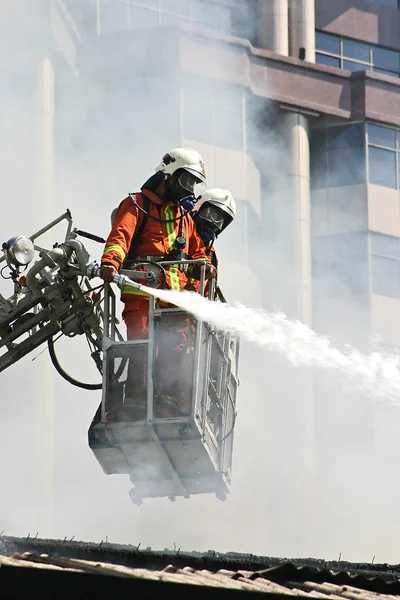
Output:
[2,0,400,550]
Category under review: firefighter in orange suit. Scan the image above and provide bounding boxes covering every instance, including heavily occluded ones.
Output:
[100,148,216,418]
[186,188,236,295]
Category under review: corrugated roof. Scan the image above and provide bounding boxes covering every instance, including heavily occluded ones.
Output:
[1,552,400,598]
[2,536,400,598]
[2,535,400,599]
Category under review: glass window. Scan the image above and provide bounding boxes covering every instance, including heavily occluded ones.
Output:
[369,146,397,188]
[327,124,364,148]
[161,0,189,15]
[343,60,368,72]
[327,147,365,187]
[310,128,327,150]
[214,108,243,150]
[370,232,399,258]
[316,53,341,68]
[315,31,341,55]
[370,0,399,7]
[373,66,400,77]
[343,39,370,62]
[98,0,128,33]
[368,124,396,148]
[371,255,400,298]
[315,30,400,79]
[373,47,400,71]
[129,5,159,28]
[310,150,328,189]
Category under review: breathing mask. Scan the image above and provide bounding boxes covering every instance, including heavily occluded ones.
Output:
[195,203,228,246]
[165,170,200,210]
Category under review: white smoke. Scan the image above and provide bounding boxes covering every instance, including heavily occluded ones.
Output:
[2,0,400,566]
[135,285,400,404]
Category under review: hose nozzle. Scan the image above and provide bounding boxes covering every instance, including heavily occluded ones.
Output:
[87,263,149,295]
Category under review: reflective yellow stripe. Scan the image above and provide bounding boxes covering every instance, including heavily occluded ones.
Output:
[121,286,149,297]
[103,245,126,261]
[164,205,180,291]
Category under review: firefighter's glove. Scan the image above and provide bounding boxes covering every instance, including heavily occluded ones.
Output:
[100,263,117,281]
[205,263,217,280]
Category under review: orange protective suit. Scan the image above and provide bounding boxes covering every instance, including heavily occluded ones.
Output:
[101,189,210,416]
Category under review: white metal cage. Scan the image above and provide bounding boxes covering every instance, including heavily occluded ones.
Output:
[88,260,240,504]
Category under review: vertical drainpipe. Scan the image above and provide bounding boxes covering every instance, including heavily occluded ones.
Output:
[37,56,55,533]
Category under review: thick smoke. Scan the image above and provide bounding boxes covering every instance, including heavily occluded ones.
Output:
[1,0,400,564]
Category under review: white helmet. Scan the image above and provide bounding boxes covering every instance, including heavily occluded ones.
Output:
[194,188,236,236]
[155,147,206,184]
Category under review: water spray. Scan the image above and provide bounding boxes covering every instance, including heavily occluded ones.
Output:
[104,269,400,405]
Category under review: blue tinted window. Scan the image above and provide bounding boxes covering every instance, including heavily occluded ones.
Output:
[370,232,399,258]
[368,124,396,148]
[343,60,368,72]
[327,147,365,187]
[343,39,370,62]
[99,0,128,33]
[369,146,397,188]
[327,124,364,148]
[373,67,399,77]
[370,0,399,6]
[129,6,158,28]
[316,53,341,68]
[371,255,400,298]
[310,149,328,189]
[315,31,341,54]
[373,47,400,71]
[315,30,400,78]
[310,128,327,151]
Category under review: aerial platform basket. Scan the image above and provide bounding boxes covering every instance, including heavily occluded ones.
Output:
[88,259,240,504]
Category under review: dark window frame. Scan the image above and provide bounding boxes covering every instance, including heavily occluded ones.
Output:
[367,123,400,190]
[370,232,400,298]
[310,122,366,190]
[315,30,400,78]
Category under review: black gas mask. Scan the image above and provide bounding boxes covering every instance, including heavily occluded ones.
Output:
[195,203,229,246]
[165,170,200,211]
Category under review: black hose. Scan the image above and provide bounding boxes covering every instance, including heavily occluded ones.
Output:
[48,335,102,390]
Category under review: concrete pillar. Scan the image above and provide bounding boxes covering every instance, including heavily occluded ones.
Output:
[257,0,289,55]
[288,0,315,62]
[275,110,312,326]
[36,56,55,532]
[268,109,315,543]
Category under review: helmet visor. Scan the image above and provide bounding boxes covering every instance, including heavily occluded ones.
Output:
[178,171,201,193]
[199,205,226,232]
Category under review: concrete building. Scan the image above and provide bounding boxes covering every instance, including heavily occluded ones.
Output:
[2,0,400,551]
